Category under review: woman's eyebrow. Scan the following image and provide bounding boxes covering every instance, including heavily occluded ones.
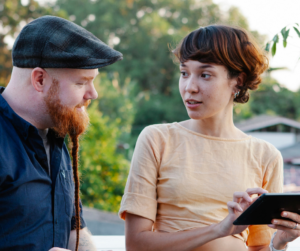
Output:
[199,64,214,69]
[179,63,215,69]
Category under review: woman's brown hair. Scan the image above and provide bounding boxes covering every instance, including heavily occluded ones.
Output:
[172,25,269,103]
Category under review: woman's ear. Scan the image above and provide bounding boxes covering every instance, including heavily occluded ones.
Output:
[234,72,246,93]
[31,67,48,92]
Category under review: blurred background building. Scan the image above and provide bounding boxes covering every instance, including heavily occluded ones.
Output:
[237,115,300,192]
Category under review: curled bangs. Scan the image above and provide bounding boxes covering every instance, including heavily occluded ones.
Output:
[173,27,222,65]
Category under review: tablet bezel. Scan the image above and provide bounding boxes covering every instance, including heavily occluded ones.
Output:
[233,193,300,225]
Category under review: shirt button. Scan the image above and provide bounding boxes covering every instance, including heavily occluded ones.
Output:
[55,219,58,224]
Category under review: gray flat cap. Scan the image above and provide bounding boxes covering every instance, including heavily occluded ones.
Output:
[12,15,123,69]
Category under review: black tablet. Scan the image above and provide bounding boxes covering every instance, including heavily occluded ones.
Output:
[233,193,300,225]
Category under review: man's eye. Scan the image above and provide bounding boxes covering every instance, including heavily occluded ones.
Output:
[76,83,84,86]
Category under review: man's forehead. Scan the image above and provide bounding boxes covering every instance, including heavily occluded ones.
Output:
[46,68,99,79]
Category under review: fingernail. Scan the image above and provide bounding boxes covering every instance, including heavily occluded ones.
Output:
[273,220,278,224]
[282,212,287,216]
[268,224,275,228]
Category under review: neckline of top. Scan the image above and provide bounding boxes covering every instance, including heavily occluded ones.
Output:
[173,122,252,142]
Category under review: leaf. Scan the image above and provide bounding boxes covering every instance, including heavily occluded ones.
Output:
[283,40,287,48]
[281,27,286,38]
[265,42,270,52]
[286,29,290,38]
[283,29,290,40]
[294,27,300,38]
[272,34,279,43]
[271,42,277,56]
[282,29,290,47]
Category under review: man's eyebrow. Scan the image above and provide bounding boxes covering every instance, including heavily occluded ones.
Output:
[79,76,97,81]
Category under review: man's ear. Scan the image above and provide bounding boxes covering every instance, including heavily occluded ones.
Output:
[31,67,48,92]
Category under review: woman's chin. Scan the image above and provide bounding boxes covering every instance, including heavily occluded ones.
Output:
[187,112,205,120]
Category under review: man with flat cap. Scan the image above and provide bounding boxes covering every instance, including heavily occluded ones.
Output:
[0,15,122,251]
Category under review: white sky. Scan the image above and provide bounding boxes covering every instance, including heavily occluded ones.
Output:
[213,0,300,91]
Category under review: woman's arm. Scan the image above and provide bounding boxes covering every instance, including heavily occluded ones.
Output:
[125,213,219,251]
[125,188,267,251]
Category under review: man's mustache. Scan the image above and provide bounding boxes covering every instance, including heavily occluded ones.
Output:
[75,100,91,109]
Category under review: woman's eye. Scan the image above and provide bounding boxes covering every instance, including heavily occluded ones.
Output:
[76,83,85,86]
[201,73,211,79]
[180,71,188,77]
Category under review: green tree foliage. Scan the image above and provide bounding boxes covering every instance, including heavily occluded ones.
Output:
[95,72,137,158]
[78,100,130,212]
[74,73,135,212]
[53,0,260,138]
[2,0,296,213]
[234,77,300,122]
[0,0,66,86]
[265,23,300,56]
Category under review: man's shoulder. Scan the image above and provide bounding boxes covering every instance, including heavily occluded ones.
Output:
[0,113,24,165]
[0,113,18,141]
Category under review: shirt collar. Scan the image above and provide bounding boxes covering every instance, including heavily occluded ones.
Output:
[0,86,34,140]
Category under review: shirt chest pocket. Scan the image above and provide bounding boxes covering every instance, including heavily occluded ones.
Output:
[60,169,75,217]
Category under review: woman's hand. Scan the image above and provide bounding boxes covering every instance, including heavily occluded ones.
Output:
[216,188,268,238]
[49,248,71,251]
[269,211,300,249]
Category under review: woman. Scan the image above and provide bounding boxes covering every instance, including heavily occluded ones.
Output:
[119,25,300,251]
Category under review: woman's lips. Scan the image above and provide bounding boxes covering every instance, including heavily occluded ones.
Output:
[186,101,202,108]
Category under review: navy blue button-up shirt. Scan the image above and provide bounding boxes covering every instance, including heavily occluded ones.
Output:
[0,87,86,251]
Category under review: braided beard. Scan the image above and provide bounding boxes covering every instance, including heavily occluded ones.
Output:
[44,78,90,251]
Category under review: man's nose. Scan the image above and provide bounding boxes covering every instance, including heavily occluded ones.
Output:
[85,83,98,100]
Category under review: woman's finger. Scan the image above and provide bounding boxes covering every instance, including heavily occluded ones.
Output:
[268,224,300,237]
[268,224,293,231]
[233,192,252,203]
[49,248,71,251]
[272,219,300,230]
[245,187,268,196]
[281,211,300,223]
[227,201,243,214]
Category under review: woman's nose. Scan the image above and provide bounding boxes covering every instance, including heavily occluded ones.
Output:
[185,76,199,93]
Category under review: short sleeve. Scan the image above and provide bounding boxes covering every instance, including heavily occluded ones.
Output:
[119,126,161,222]
[71,199,87,230]
[247,153,283,247]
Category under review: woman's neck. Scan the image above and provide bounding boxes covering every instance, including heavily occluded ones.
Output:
[181,107,247,139]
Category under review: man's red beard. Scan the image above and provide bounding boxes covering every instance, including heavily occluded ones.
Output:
[44,78,90,138]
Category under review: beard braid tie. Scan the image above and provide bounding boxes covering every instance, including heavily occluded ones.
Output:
[71,134,80,251]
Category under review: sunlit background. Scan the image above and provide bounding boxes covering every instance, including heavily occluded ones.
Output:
[1,0,300,236]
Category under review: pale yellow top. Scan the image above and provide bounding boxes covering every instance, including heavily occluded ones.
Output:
[119,122,283,247]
